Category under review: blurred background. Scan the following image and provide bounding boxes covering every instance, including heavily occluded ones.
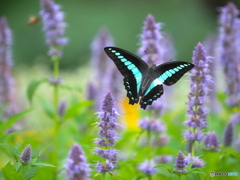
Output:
[0,0,240,70]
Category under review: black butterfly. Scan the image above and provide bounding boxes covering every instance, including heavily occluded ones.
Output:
[104,47,194,110]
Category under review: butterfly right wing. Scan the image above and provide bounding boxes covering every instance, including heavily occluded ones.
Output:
[104,47,148,104]
[155,61,194,86]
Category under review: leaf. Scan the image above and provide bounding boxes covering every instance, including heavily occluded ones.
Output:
[39,97,54,119]
[59,84,82,92]
[38,144,52,157]
[22,165,38,180]
[93,172,102,178]
[0,143,21,161]
[64,101,93,120]
[27,79,48,104]
[2,162,24,180]
[190,168,206,175]
[0,109,32,132]
[32,163,55,167]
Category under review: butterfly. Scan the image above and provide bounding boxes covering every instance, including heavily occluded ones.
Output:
[104,47,194,110]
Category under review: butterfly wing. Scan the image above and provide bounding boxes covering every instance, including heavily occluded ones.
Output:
[140,84,164,109]
[139,61,194,109]
[154,61,194,86]
[104,47,148,104]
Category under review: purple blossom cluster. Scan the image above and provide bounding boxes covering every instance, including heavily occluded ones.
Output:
[222,121,234,147]
[203,132,219,151]
[138,14,175,115]
[138,160,157,175]
[94,92,119,173]
[20,145,32,165]
[87,28,122,110]
[139,117,166,133]
[183,43,212,150]
[0,17,17,120]
[173,151,187,173]
[139,117,169,148]
[184,43,212,130]
[173,151,205,174]
[184,154,205,168]
[218,2,240,107]
[65,144,91,180]
[40,0,68,58]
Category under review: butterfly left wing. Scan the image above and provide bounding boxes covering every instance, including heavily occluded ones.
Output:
[104,47,148,104]
[140,84,163,109]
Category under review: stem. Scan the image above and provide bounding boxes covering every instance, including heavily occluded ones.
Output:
[147,129,152,160]
[191,128,195,157]
[148,174,152,180]
[52,56,60,179]
[102,173,105,180]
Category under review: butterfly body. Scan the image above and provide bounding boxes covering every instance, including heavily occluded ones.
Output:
[104,47,194,109]
[139,64,157,96]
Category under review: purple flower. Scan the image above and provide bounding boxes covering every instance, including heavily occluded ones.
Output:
[184,130,204,141]
[94,92,119,173]
[184,43,212,129]
[218,2,240,107]
[138,160,157,175]
[65,143,91,180]
[40,0,68,58]
[203,35,219,113]
[58,99,66,117]
[88,28,123,110]
[20,145,32,165]
[191,157,205,168]
[184,154,205,168]
[173,151,187,173]
[96,160,114,174]
[154,155,173,164]
[138,14,175,115]
[235,134,240,153]
[0,17,18,121]
[139,117,166,133]
[49,76,63,85]
[203,131,219,151]
[151,134,169,147]
[223,121,234,147]
[96,148,117,163]
[231,112,240,125]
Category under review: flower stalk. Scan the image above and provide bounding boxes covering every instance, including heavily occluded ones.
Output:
[40,0,68,177]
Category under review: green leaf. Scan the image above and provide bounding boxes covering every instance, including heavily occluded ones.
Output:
[64,101,93,120]
[27,79,48,104]
[59,84,82,92]
[32,163,55,167]
[2,162,24,180]
[39,97,54,119]
[38,144,52,157]
[0,143,21,161]
[190,168,206,175]
[22,165,38,180]
[0,109,32,132]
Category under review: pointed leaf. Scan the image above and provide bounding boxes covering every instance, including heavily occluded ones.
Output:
[38,144,52,157]
[39,97,54,119]
[59,84,82,92]
[22,165,38,180]
[0,143,21,161]
[190,168,206,175]
[1,109,32,132]
[2,162,24,180]
[64,101,93,120]
[27,79,48,104]
[33,163,55,167]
